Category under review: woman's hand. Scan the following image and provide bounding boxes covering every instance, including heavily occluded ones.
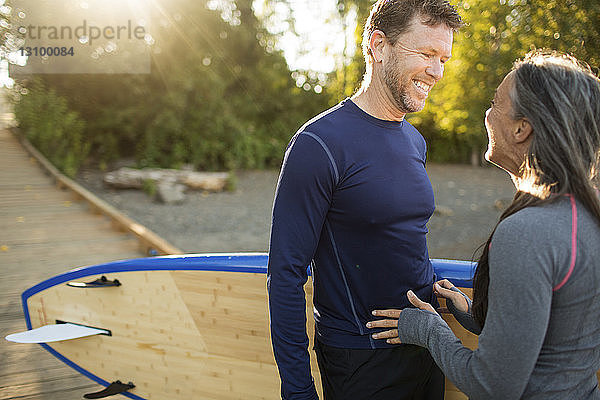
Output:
[367,290,437,344]
[434,279,469,313]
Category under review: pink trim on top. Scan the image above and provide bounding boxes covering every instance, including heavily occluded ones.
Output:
[553,195,578,291]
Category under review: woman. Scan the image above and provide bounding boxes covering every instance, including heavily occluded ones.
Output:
[367,50,600,399]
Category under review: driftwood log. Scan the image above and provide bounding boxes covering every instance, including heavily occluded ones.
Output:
[103,167,229,192]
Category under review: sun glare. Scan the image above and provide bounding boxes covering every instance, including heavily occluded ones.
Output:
[254,0,357,73]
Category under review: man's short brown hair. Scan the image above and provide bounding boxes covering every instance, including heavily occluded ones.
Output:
[362,0,463,64]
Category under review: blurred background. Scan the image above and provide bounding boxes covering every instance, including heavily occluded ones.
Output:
[1,0,599,257]
[3,0,599,176]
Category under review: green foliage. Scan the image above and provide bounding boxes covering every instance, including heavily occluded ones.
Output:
[14,0,329,173]
[142,179,157,198]
[0,0,25,65]
[14,1,596,168]
[13,79,89,177]
[329,0,600,163]
[416,0,600,163]
[225,171,238,192]
[327,0,372,101]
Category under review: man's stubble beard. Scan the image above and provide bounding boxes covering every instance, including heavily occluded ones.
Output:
[383,56,426,114]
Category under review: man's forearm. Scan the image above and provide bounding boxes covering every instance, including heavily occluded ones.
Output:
[268,278,318,399]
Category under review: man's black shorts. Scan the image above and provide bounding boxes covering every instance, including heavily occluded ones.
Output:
[314,338,444,400]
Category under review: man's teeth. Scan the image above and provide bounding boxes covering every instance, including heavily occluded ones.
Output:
[413,80,431,93]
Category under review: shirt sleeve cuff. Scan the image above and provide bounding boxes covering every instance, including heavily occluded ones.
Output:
[397,308,446,347]
[447,287,481,335]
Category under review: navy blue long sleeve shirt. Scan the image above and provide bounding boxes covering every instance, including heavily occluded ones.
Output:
[267,99,436,399]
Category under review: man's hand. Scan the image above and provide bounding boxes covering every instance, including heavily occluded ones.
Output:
[367,308,402,344]
[367,290,437,344]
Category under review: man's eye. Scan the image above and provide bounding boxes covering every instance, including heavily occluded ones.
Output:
[490,100,495,107]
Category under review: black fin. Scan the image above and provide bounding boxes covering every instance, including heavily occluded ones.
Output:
[67,275,121,288]
[83,381,135,399]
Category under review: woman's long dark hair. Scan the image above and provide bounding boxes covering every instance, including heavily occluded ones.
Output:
[472,51,600,329]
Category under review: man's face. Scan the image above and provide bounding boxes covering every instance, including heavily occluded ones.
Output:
[382,17,454,114]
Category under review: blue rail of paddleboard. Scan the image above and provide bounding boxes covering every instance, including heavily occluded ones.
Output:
[20,253,475,400]
[22,253,475,329]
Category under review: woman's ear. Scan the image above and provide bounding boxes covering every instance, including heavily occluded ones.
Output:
[514,118,533,144]
[369,30,386,63]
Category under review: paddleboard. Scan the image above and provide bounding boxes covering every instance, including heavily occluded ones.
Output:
[9,253,475,400]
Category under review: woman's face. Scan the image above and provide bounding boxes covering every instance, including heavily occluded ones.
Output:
[484,71,522,174]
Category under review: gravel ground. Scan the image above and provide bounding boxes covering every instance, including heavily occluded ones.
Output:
[77,163,516,261]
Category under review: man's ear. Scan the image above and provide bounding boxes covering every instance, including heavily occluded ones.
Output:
[514,118,533,144]
[369,30,386,63]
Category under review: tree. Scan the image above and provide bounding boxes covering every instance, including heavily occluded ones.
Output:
[328,0,372,100]
[0,0,25,68]
[417,0,600,163]
[13,0,329,173]
[327,0,600,163]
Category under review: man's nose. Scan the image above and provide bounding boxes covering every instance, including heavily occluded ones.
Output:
[426,59,444,82]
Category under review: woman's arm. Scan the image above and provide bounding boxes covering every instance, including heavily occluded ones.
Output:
[369,216,556,399]
[435,280,481,335]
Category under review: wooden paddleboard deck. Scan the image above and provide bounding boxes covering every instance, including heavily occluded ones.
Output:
[17,253,476,400]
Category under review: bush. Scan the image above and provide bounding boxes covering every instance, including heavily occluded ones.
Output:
[13,3,331,174]
[14,80,89,178]
[142,179,157,198]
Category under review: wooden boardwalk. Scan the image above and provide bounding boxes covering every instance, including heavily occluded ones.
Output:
[0,128,155,400]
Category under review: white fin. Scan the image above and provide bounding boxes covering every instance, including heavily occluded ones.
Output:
[5,323,109,343]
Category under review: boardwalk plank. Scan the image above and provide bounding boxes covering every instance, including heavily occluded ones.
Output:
[0,129,146,400]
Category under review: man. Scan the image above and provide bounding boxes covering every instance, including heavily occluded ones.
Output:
[267,1,462,399]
